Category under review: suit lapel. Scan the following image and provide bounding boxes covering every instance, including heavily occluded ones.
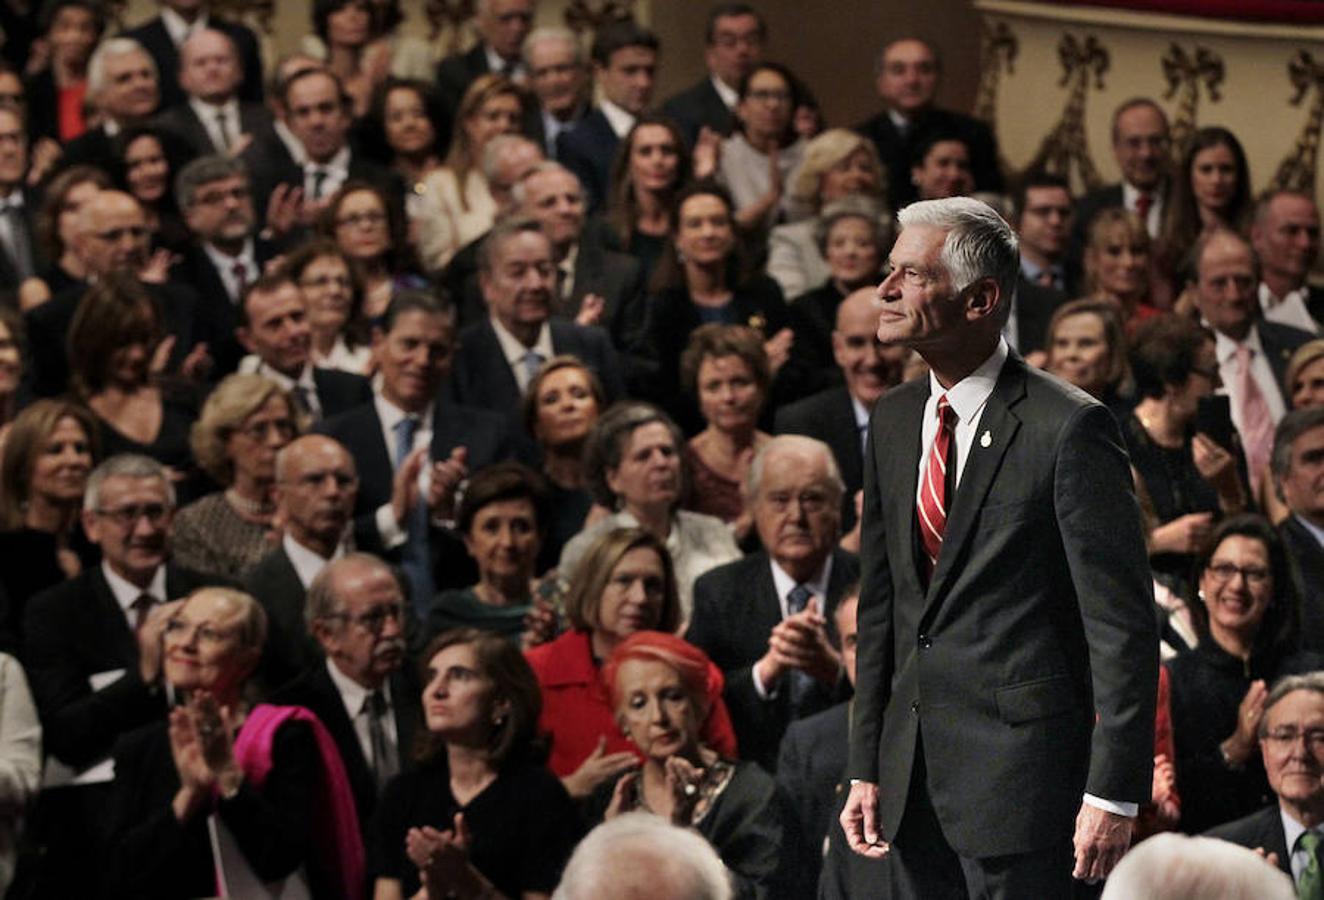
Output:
[926,358,1026,604]
[473,321,520,408]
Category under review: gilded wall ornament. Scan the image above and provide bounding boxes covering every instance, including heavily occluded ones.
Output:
[1270,50,1324,194]
[1025,33,1109,191]
[1161,44,1224,159]
[564,0,638,34]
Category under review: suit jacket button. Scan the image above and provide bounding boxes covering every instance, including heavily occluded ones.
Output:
[918,634,932,649]
[910,700,920,715]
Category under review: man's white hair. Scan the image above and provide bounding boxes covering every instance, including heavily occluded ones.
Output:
[1101,834,1294,900]
[553,813,732,900]
[523,25,582,66]
[87,37,155,96]
[896,196,1020,304]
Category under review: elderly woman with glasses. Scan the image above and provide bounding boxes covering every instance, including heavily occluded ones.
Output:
[105,586,363,898]
[171,375,300,580]
[1166,515,1324,835]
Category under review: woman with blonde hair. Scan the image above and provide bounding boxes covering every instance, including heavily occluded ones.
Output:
[171,375,299,579]
[768,128,887,299]
[415,74,523,271]
[1084,208,1165,326]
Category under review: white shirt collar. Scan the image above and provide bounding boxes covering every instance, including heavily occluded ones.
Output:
[599,98,636,140]
[202,236,255,272]
[484,44,523,80]
[188,94,238,119]
[102,560,167,619]
[926,337,1009,424]
[888,108,912,132]
[490,315,553,365]
[305,144,350,177]
[325,655,391,713]
[851,395,870,430]
[160,6,207,46]
[710,74,738,110]
[769,555,834,620]
[1212,322,1266,367]
[1259,282,1322,335]
[373,390,433,437]
[274,120,307,166]
[0,189,23,210]
[283,532,341,589]
[254,359,316,395]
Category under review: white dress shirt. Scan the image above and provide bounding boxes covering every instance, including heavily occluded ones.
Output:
[102,562,167,632]
[283,533,341,589]
[202,238,257,304]
[599,98,636,140]
[1282,807,1324,886]
[1121,182,1165,239]
[710,75,737,110]
[851,395,871,455]
[484,45,525,82]
[1212,325,1288,435]
[325,657,397,768]
[751,555,835,698]
[490,317,554,395]
[249,361,322,420]
[372,392,434,549]
[160,6,207,46]
[1259,282,1321,335]
[188,96,242,152]
[303,146,350,201]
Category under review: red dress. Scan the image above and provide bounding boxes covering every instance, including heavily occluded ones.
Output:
[526,629,738,776]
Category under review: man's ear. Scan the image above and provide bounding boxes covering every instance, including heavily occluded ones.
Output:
[965,277,1002,322]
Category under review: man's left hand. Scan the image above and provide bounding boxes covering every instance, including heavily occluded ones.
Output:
[1072,803,1132,883]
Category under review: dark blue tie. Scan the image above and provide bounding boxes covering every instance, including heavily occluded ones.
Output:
[394,416,433,616]
[787,584,814,706]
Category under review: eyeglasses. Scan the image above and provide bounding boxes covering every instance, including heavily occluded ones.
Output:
[164,618,237,647]
[1206,561,1270,587]
[236,418,296,441]
[299,274,353,290]
[335,211,386,229]
[96,503,170,527]
[1263,727,1324,752]
[193,186,251,206]
[762,490,832,514]
[324,603,403,634]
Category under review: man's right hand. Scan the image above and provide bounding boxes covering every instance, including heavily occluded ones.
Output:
[390,446,429,527]
[840,780,890,858]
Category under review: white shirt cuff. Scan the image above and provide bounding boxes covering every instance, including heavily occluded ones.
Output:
[375,503,407,550]
[1083,794,1138,818]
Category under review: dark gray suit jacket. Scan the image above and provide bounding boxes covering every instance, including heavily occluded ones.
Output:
[245,545,319,691]
[154,101,275,158]
[1282,515,1324,654]
[555,109,618,212]
[1205,804,1293,878]
[777,700,850,892]
[847,352,1157,858]
[661,77,735,147]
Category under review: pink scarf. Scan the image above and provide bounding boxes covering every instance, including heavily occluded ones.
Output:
[230,703,366,900]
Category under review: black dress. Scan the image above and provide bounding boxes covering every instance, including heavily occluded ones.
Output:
[1167,640,1324,834]
[0,524,97,649]
[102,718,324,899]
[780,279,849,405]
[93,388,204,502]
[369,755,581,898]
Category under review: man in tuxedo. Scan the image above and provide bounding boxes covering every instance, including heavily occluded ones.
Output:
[839,197,1156,897]
[273,554,419,836]
[512,162,645,350]
[1252,190,1323,334]
[778,589,859,894]
[247,434,358,689]
[124,0,263,110]
[319,291,520,609]
[855,38,1002,212]
[687,435,858,771]
[1206,673,1324,888]
[449,216,625,422]
[660,3,764,147]
[154,28,274,158]
[435,0,534,144]
[173,154,277,377]
[0,107,38,296]
[23,454,218,897]
[1009,171,1072,355]
[1192,228,1314,495]
[60,38,161,169]
[1070,98,1171,258]
[1273,407,1324,653]
[522,26,588,157]
[237,273,373,421]
[776,288,911,532]
[556,19,659,211]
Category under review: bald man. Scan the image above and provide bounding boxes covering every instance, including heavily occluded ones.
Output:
[155,28,275,157]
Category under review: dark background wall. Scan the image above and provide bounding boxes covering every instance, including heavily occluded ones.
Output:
[651,0,983,129]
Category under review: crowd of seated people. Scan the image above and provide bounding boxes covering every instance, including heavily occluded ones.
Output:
[0,0,1321,896]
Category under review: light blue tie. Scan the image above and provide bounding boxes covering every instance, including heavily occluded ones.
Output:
[521,350,544,389]
[787,584,814,707]
[394,416,433,616]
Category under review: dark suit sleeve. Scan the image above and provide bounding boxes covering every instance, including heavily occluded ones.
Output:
[846,421,896,783]
[1055,404,1158,804]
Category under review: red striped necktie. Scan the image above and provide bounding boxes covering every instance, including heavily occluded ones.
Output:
[918,395,958,578]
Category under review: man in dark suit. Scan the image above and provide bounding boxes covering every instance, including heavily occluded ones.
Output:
[778,590,859,894]
[124,0,263,110]
[243,68,403,224]
[23,454,220,898]
[687,435,859,772]
[435,0,533,148]
[855,38,1002,212]
[237,273,373,421]
[1273,407,1324,653]
[1205,674,1324,889]
[556,20,659,211]
[839,197,1157,897]
[319,291,521,610]
[1252,190,1324,334]
[272,554,420,836]
[450,217,626,423]
[247,434,358,689]
[521,26,588,157]
[174,154,278,377]
[1193,228,1315,496]
[660,3,764,147]
[0,107,39,296]
[60,38,162,170]
[511,162,645,349]
[1069,98,1171,265]
[1009,171,1072,353]
[24,192,213,397]
[776,288,910,532]
[154,29,274,158]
